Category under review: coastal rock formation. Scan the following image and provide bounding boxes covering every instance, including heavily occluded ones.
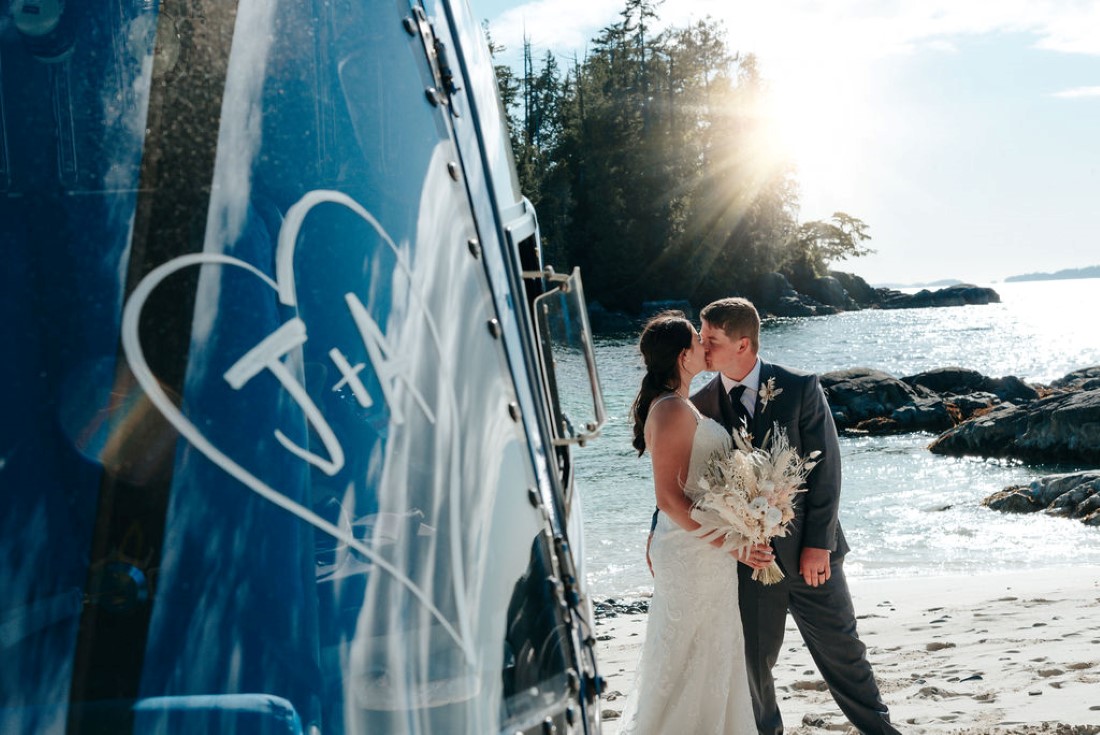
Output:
[750,272,1003,318]
[754,272,840,317]
[586,271,1002,330]
[1051,366,1100,391]
[821,367,1100,467]
[902,367,1040,404]
[983,472,1100,525]
[819,367,1025,434]
[820,369,927,432]
[829,270,878,305]
[804,275,859,311]
[874,283,1001,309]
[929,386,1100,465]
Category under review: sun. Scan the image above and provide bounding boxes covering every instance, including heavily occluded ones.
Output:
[761,62,884,215]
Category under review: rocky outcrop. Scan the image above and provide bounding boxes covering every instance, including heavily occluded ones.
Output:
[820,367,1030,434]
[586,272,1001,332]
[751,272,1002,318]
[754,273,839,318]
[929,385,1100,465]
[821,366,1100,456]
[903,367,1040,404]
[820,369,925,432]
[874,283,1001,310]
[983,472,1100,526]
[804,276,859,310]
[829,271,878,306]
[1051,367,1100,392]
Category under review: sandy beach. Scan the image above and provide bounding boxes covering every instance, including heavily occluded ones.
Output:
[593,567,1100,734]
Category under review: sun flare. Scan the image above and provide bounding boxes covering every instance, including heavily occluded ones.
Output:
[760,63,884,215]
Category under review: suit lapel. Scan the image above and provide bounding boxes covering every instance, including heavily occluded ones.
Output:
[751,361,775,448]
[694,375,735,433]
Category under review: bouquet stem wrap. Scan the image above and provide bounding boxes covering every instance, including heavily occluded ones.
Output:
[691,424,820,586]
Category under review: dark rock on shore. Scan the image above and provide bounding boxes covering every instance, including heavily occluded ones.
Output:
[819,367,1017,434]
[804,275,859,311]
[594,598,649,620]
[822,366,1100,465]
[984,472,1100,525]
[829,270,878,305]
[902,367,1040,404]
[754,272,1002,317]
[820,369,925,432]
[755,272,840,317]
[1051,366,1100,392]
[929,386,1100,465]
[874,283,1001,309]
[585,271,1001,332]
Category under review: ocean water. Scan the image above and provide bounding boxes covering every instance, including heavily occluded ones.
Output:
[575,278,1100,599]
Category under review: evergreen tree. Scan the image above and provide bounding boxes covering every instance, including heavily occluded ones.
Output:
[488,2,868,312]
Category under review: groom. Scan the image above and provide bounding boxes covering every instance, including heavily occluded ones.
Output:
[693,297,899,735]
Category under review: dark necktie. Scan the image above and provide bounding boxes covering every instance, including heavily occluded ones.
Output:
[729,384,751,432]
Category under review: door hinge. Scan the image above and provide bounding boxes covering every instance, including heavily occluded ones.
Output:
[405,5,460,114]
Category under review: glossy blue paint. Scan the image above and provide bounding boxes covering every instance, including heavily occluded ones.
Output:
[0,0,602,733]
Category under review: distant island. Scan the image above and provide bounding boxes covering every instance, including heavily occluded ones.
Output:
[1005,265,1100,283]
[872,278,964,289]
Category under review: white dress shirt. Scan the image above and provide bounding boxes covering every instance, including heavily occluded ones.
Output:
[720,358,762,417]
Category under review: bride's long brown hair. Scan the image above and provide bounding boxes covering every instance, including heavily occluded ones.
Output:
[631,311,694,456]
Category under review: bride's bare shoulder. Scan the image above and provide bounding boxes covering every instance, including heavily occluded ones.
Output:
[646,396,697,436]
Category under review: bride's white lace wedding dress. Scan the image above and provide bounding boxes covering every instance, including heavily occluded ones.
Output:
[619,396,756,735]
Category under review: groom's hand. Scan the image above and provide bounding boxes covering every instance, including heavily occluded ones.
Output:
[800,547,832,587]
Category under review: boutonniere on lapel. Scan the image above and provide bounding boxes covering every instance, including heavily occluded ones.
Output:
[758,377,783,410]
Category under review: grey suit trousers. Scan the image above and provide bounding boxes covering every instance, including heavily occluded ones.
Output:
[737,559,900,735]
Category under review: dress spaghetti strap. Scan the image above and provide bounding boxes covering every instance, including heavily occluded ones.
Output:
[648,393,702,424]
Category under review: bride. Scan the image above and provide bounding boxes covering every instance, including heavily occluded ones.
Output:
[619,311,767,735]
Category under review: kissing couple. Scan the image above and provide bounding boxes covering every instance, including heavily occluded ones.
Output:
[618,297,901,735]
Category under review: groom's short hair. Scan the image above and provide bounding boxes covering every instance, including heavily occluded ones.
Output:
[701,297,760,353]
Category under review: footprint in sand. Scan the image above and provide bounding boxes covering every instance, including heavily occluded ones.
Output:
[917,685,961,699]
[1038,668,1064,677]
[791,679,829,692]
[1067,662,1093,670]
[926,641,956,651]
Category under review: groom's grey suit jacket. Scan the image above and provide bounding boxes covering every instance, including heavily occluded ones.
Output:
[691,360,849,575]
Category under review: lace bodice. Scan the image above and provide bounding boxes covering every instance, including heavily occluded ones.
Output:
[685,415,731,502]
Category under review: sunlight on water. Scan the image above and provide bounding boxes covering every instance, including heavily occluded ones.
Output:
[576,279,1100,599]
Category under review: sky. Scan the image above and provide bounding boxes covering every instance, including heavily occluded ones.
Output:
[470,0,1100,286]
